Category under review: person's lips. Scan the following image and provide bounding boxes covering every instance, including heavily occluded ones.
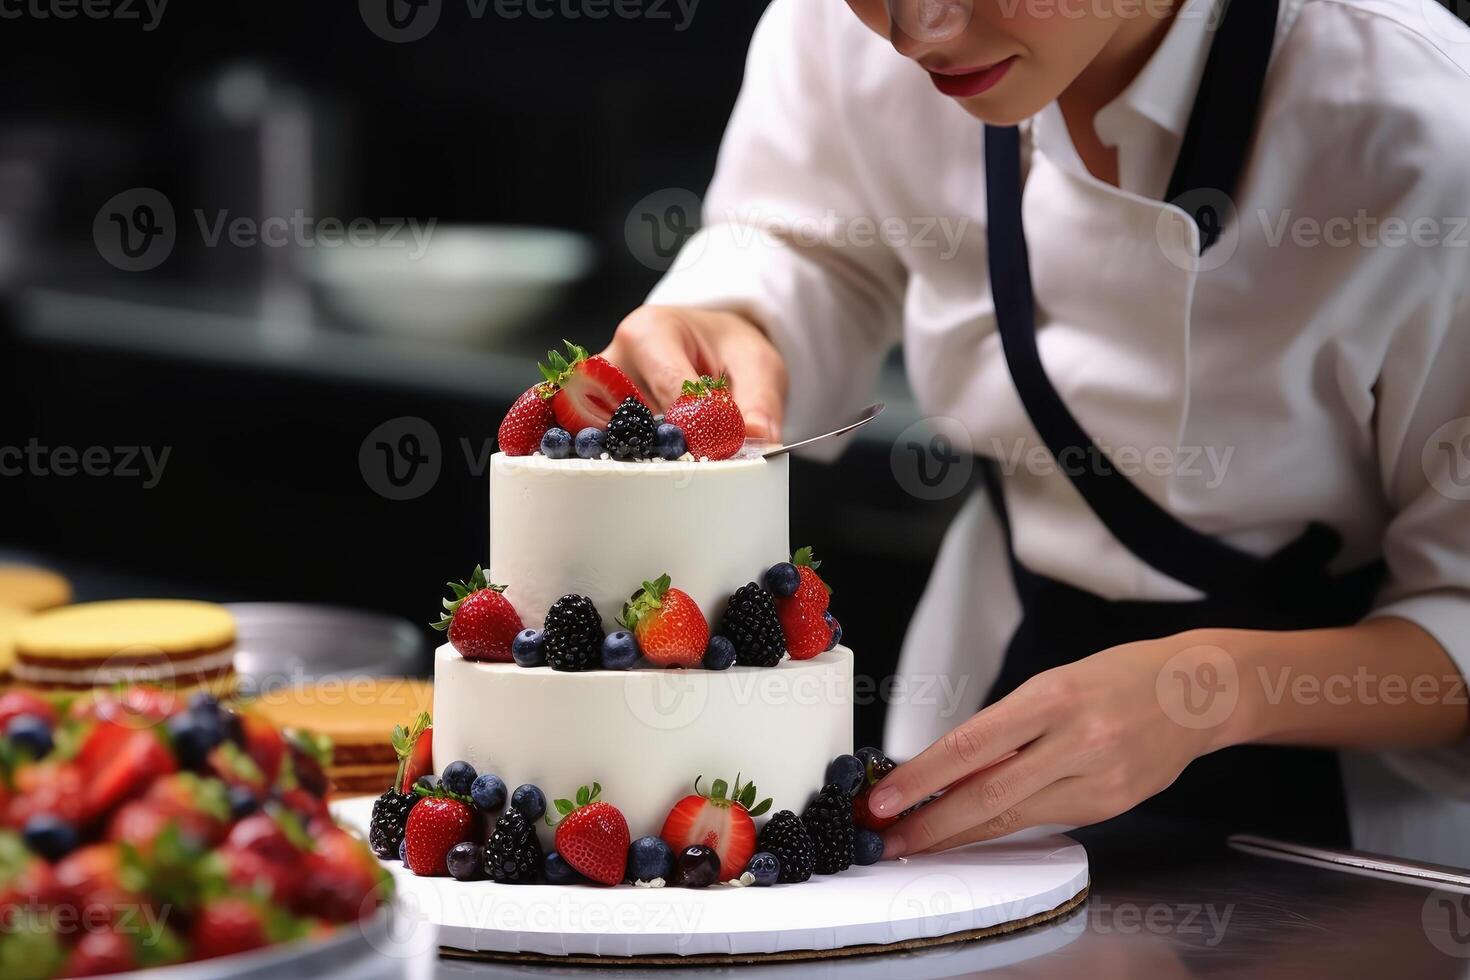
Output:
[927,57,1017,98]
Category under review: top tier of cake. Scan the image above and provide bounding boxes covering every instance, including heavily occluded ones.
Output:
[490,452,790,632]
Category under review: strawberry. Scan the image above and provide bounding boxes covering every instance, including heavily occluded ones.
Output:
[190,896,273,960]
[498,383,557,457]
[0,830,64,914]
[551,783,629,885]
[219,810,310,904]
[540,341,647,433]
[64,930,138,977]
[659,775,772,881]
[284,730,332,798]
[6,762,84,828]
[664,374,746,461]
[296,825,388,922]
[238,714,286,785]
[53,843,123,905]
[393,712,434,795]
[403,790,476,877]
[71,686,182,726]
[851,755,899,832]
[775,547,836,660]
[789,546,831,612]
[432,565,524,663]
[618,574,709,668]
[0,690,58,729]
[83,729,178,823]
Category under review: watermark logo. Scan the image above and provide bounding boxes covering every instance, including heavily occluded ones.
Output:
[1423,888,1470,958]
[1422,417,1470,501]
[622,670,710,732]
[1158,187,1239,273]
[625,187,703,272]
[888,872,975,945]
[94,188,176,272]
[359,0,442,42]
[891,417,975,501]
[359,417,442,501]
[1155,644,1238,731]
[891,0,973,42]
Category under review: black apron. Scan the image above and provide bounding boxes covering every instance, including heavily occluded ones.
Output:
[980,0,1385,846]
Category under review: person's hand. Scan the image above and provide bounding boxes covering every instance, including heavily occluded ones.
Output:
[602,306,788,441]
[870,634,1241,857]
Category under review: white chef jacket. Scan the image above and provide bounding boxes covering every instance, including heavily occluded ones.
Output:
[646,0,1470,864]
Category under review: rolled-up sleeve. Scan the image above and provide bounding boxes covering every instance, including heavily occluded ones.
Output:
[645,0,906,451]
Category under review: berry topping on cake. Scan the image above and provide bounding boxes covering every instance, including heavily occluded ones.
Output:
[543,594,605,672]
[745,851,781,886]
[433,566,524,663]
[440,760,477,797]
[486,806,544,883]
[604,396,658,460]
[403,787,476,877]
[665,374,745,461]
[802,783,855,875]
[762,561,800,598]
[825,612,842,651]
[446,841,485,881]
[392,712,434,796]
[670,845,722,888]
[470,773,507,813]
[512,628,546,667]
[619,574,710,668]
[600,630,641,670]
[775,548,836,661]
[754,810,815,883]
[720,583,786,668]
[512,783,547,821]
[854,828,885,866]
[550,783,629,885]
[824,754,866,797]
[659,775,772,881]
[627,835,674,883]
[540,427,573,459]
[655,423,688,460]
[498,383,557,457]
[543,850,582,884]
[574,427,606,459]
[851,751,900,832]
[702,635,736,671]
[368,789,417,860]
[540,341,647,433]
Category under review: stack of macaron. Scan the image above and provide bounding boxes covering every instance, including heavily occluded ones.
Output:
[250,677,434,795]
[0,563,73,686]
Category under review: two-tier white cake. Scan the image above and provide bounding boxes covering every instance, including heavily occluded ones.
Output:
[433,451,855,843]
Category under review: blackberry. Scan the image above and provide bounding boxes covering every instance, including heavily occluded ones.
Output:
[605,397,657,459]
[755,810,815,883]
[544,594,604,672]
[485,807,544,883]
[369,790,417,859]
[720,583,786,667]
[802,783,855,875]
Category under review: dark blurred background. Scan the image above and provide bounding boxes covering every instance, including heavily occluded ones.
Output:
[0,0,973,746]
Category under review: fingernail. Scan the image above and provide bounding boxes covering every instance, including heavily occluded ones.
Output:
[870,786,900,816]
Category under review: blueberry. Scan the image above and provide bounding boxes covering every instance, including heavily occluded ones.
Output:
[627,836,674,883]
[762,562,801,598]
[670,845,722,888]
[855,746,885,769]
[415,774,439,793]
[447,841,485,881]
[398,837,409,864]
[512,784,546,821]
[187,691,222,716]
[543,850,582,885]
[5,715,53,758]
[702,635,737,671]
[655,423,688,460]
[854,828,885,866]
[824,611,842,651]
[227,786,259,820]
[166,711,224,769]
[512,629,546,668]
[441,760,477,797]
[541,427,573,459]
[23,815,78,861]
[600,631,641,670]
[825,754,865,797]
[574,428,606,460]
[745,851,780,886]
[470,773,507,812]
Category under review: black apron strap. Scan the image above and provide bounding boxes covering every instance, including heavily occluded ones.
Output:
[982,0,1283,596]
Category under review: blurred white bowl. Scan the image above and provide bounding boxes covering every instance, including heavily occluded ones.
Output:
[309,224,595,345]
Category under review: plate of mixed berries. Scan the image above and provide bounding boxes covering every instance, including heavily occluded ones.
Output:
[0,686,394,978]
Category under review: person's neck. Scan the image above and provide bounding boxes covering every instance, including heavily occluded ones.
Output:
[1057,4,1182,186]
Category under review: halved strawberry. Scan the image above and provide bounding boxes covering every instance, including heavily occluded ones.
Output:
[540,341,646,433]
[618,573,709,668]
[551,783,629,885]
[659,775,771,881]
[432,565,524,662]
[83,729,178,824]
[393,712,433,795]
[497,383,557,457]
[665,374,746,461]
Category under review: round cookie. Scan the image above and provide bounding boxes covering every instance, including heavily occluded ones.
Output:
[0,605,33,684]
[0,565,72,613]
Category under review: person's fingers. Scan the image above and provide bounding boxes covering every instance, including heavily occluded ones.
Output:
[602,309,700,411]
[866,690,1050,821]
[716,326,787,441]
[913,778,1085,854]
[880,738,1064,858]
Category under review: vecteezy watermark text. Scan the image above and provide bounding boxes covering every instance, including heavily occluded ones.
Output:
[0,440,170,489]
[0,0,167,30]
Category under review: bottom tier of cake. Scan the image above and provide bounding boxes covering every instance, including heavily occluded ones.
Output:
[433,644,854,844]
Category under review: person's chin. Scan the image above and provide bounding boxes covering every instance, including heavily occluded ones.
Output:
[943,70,1051,126]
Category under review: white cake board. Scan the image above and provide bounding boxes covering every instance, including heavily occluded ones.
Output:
[333,796,1089,963]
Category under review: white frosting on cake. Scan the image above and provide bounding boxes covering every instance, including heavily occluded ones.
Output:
[433,644,854,845]
[490,452,790,632]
